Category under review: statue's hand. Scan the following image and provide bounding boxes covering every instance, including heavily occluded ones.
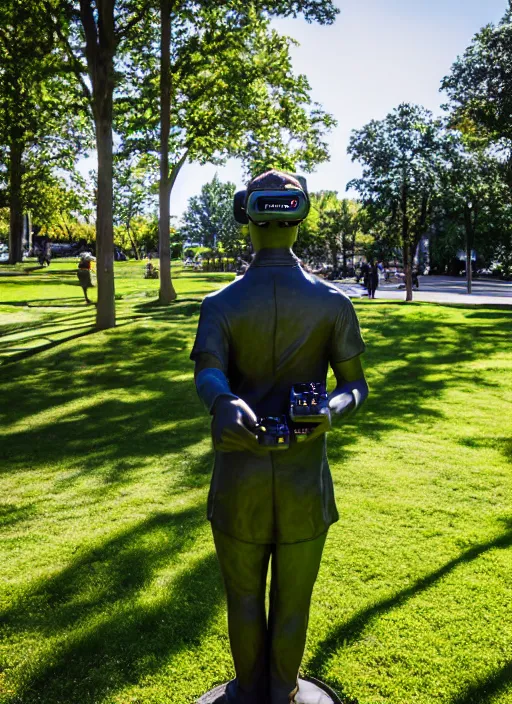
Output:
[211,396,263,454]
[328,389,355,417]
[328,379,369,420]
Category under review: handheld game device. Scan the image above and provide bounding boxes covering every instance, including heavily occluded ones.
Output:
[289,382,329,422]
[256,416,290,450]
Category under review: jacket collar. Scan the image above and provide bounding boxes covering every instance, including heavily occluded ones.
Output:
[250,248,300,268]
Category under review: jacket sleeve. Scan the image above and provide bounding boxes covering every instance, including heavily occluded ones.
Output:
[330,296,366,363]
[190,296,230,371]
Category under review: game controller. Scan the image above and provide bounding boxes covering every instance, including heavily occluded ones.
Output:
[290,382,329,421]
[256,416,290,450]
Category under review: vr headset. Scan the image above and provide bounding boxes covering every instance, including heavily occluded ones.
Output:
[233,173,310,228]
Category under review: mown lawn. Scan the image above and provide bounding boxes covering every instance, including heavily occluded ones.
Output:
[0,261,511,704]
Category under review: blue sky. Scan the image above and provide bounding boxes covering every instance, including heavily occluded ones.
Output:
[84,0,508,219]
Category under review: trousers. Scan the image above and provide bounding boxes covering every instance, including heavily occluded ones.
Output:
[212,528,327,704]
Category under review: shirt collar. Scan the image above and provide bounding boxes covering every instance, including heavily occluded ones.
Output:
[250,248,301,268]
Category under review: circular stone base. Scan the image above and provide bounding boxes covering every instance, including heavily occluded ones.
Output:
[197,677,343,704]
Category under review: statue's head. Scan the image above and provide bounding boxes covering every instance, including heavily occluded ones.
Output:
[233,169,310,252]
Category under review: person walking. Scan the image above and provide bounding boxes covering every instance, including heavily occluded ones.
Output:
[368,261,379,299]
[43,237,52,266]
[76,255,94,304]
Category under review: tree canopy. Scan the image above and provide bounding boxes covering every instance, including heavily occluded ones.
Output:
[348,103,446,300]
[179,174,243,254]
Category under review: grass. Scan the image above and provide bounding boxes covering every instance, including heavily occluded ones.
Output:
[0,261,511,704]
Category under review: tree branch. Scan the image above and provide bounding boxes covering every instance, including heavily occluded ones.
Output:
[115,0,152,42]
[169,149,188,191]
[79,0,99,85]
[45,3,92,104]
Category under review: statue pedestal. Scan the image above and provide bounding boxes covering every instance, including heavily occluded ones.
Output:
[197,676,343,704]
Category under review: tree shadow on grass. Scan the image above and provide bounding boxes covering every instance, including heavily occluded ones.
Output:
[306,521,512,693]
[459,435,512,465]
[0,507,224,704]
[133,298,202,321]
[326,304,512,463]
[0,296,202,363]
[2,299,512,701]
[0,501,37,528]
[0,324,212,493]
[0,308,94,338]
[449,661,512,704]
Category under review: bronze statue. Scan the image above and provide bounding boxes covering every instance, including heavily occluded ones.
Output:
[192,170,368,704]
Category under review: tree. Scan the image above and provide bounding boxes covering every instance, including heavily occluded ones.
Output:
[180,174,242,254]
[294,193,362,270]
[44,0,151,328]
[348,104,445,301]
[0,0,89,264]
[441,7,512,277]
[114,213,162,255]
[43,0,337,323]
[316,194,360,274]
[441,8,512,186]
[116,0,338,304]
[440,137,509,292]
[113,154,158,259]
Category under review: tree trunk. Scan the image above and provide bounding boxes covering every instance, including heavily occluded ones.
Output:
[158,0,177,304]
[330,243,337,270]
[126,224,140,259]
[79,0,116,329]
[403,242,413,302]
[466,239,472,295]
[464,205,473,295]
[341,232,347,277]
[95,111,116,329]
[400,177,413,302]
[8,141,24,264]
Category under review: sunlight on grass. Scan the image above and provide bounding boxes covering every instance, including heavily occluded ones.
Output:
[1,263,511,703]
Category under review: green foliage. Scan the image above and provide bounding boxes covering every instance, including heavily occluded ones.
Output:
[113,154,159,258]
[442,10,512,151]
[0,0,92,262]
[116,3,337,182]
[348,104,446,297]
[441,8,512,276]
[0,0,90,158]
[29,170,93,230]
[114,214,166,257]
[0,207,9,240]
[180,174,248,254]
[296,192,362,271]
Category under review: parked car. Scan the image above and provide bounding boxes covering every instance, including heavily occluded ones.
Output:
[48,242,82,258]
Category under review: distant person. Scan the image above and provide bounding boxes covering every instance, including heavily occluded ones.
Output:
[77,255,94,304]
[368,261,379,299]
[43,238,52,266]
[412,267,420,289]
[144,256,159,279]
[357,261,369,285]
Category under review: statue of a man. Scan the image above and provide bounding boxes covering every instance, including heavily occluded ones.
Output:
[191,170,368,704]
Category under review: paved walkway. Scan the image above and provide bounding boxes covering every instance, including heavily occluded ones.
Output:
[337,275,512,306]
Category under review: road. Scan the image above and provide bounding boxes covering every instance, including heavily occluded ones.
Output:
[337,275,512,305]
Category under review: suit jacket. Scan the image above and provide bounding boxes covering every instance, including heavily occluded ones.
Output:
[191,248,365,544]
